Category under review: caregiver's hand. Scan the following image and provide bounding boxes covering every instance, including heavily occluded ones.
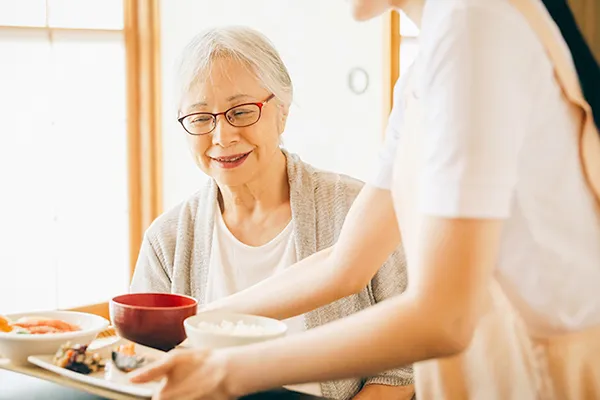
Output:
[129,348,232,400]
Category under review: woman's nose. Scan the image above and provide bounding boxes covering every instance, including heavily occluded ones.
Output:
[211,116,239,147]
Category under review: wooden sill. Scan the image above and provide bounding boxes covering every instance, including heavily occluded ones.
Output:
[67,302,110,320]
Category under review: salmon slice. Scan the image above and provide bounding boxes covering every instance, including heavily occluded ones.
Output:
[13,319,80,333]
[25,326,64,334]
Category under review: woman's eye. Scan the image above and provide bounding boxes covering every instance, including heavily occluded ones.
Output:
[190,115,211,124]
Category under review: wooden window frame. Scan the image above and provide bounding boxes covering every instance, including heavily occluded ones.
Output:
[382,10,400,136]
[0,1,162,321]
[123,0,163,280]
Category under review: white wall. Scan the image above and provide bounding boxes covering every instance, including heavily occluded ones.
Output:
[160,0,385,210]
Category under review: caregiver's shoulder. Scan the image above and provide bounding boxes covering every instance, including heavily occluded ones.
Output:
[426,0,532,19]
[420,0,550,101]
[423,0,541,37]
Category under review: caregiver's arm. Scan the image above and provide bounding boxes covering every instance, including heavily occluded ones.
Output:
[131,216,503,397]
[204,184,401,320]
[221,216,502,395]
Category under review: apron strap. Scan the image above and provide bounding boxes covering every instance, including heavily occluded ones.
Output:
[508,0,600,209]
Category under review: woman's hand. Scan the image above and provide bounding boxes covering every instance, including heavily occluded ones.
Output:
[129,348,233,400]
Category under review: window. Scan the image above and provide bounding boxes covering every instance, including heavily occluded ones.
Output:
[0,1,131,313]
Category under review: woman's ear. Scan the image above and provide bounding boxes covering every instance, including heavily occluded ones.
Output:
[277,103,289,134]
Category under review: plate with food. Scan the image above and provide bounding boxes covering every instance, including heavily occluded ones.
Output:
[27,338,163,398]
[0,311,109,364]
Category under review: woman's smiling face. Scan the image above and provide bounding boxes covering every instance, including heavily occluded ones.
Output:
[179,57,285,187]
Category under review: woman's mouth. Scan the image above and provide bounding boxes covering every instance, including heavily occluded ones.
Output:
[210,151,252,169]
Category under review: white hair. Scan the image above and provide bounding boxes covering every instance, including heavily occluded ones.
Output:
[176,26,293,110]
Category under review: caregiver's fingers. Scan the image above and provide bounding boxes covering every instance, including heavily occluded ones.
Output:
[129,355,175,383]
[129,349,203,383]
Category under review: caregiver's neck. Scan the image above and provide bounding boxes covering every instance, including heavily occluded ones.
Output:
[394,0,425,28]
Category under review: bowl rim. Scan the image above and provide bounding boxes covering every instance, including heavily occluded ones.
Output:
[0,310,109,341]
[110,292,198,311]
[184,311,288,339]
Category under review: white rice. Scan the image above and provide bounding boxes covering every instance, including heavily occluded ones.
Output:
[195,320,272,336]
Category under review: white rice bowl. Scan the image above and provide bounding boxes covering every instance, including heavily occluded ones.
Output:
[184,312,287,349]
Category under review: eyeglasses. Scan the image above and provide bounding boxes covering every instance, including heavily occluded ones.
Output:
[178,94,275,136]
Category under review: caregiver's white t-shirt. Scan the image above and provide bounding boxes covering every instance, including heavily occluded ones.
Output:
[372,0,600,333]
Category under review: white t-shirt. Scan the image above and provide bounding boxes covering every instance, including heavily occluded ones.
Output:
[206,209,323,397]
[372,0,600,333]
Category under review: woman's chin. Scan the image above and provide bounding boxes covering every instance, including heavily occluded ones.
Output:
[213,171,253,188]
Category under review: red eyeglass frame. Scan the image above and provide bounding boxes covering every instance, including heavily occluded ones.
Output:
[178,93,276,136]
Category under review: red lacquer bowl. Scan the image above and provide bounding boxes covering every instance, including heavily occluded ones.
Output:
[110,293,198,351]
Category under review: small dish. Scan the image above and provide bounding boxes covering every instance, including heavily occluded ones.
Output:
[27,337,163,398]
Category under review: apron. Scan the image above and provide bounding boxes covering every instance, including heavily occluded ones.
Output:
[391,0,600,398]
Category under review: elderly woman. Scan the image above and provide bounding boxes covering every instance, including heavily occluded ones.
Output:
[130,26,413,400]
